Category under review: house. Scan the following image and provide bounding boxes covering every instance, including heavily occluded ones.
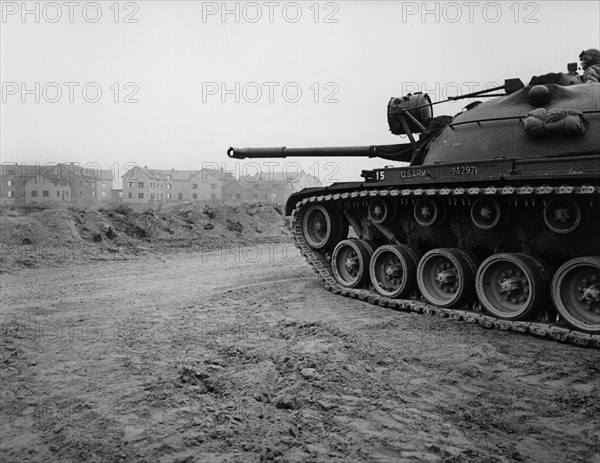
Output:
[24,175,71,203]
[223,170,322,204]
[1,162,113,205]
[222,179,253,202]
[121,167,234,204]
[111,189,123,201]
[0,163,35,204]
[189,169,232,202]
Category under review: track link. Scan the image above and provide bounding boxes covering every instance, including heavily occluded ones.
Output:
[291,184,600,349]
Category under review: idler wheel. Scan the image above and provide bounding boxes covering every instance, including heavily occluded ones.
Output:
[331,239,372,288]
[417,248,478,308]
[476,253,551,321]
[370,245,422,298]
[470,198,509,230]
[302,205,347,250]
[551,257,600,334]
[543,198,583,234]
[414,198,445,227]
[368,198,395,225]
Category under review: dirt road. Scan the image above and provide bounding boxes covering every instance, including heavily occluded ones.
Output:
[1,243,599,462]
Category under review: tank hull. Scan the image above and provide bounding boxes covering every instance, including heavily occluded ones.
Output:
[287,155,600,345]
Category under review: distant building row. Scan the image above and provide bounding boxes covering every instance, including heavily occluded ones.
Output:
[121,166,321,204]
[0,163,114,205]
[0,163,321,206]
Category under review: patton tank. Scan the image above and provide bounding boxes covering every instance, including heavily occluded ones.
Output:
[228,65,600,347]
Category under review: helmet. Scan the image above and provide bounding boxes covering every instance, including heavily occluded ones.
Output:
[579,48,600,69]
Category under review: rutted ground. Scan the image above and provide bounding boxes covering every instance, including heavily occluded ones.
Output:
[1,242,599,463]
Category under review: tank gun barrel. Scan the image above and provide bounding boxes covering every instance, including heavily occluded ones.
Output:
[228,145,380,160]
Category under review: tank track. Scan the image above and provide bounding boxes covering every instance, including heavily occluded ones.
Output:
[291,184,600,349]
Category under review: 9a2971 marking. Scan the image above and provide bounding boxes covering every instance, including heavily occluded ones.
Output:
[450,165,478,176]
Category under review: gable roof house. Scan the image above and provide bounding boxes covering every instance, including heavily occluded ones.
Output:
[24,175,72,203]
[1,163,113,205]
[122,167,234,204]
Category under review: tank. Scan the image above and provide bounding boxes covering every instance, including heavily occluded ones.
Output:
[228,68,600,347]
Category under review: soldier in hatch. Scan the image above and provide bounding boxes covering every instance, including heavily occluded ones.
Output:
[579,48,600,83]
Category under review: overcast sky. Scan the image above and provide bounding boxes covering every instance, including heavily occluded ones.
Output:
[1,1,599,185]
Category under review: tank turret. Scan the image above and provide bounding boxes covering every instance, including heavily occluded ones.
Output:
[228,66,600,345]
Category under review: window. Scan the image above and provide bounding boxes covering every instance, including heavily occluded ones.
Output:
[7,191,13,197]
[57,191,60,197]
[128,192,133,198]
[138,193,144,199]
[193,184,198,189]
[193,193,198,199]
[178,193,183,200]
[42,191,49,197]
[7,180,12,186]
[166,175,171,180]
[210,184,216,190]
[167,193,171,199]
[31,190,38,197]
[167,184,172,189]
[138,182,144,188]
[101,182,107,189]
[129,182,134,188]
[101,191,107,198]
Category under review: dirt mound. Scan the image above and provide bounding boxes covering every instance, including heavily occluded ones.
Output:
[0,202,290,271]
